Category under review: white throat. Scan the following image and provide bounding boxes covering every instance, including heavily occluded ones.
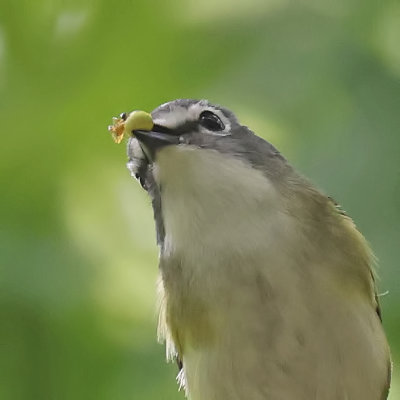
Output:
[154,145,288,258]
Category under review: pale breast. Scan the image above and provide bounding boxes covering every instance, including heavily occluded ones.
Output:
[154,145,391,400]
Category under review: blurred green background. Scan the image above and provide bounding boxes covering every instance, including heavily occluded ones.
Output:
[1,0,399,399]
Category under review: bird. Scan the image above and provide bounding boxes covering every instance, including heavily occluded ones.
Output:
[118,99,391,400]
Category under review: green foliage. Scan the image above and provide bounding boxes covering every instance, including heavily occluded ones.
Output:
[0,0,399,398]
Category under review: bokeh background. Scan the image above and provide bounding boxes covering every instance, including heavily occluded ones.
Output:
[1,0,399,399]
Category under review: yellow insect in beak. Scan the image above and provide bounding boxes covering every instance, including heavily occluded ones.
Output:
[108,110,153,144]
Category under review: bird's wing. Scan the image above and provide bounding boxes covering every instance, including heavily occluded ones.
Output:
[328,196,391,398]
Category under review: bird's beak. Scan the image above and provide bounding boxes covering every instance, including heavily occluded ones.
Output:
[125,110,180,161]
[109,110,180,160]
[134,129,180,161]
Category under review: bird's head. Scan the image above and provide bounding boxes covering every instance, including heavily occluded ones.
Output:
[120,99,301,249]
[125,99,291,188]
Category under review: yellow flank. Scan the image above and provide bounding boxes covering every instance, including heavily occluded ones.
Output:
[108,110,153,144]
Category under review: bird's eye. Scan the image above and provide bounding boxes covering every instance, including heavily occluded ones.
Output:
[199,111,225,131]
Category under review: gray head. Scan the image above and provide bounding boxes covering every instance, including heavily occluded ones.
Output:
[126,99,301,246]
[127,99,291,183]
